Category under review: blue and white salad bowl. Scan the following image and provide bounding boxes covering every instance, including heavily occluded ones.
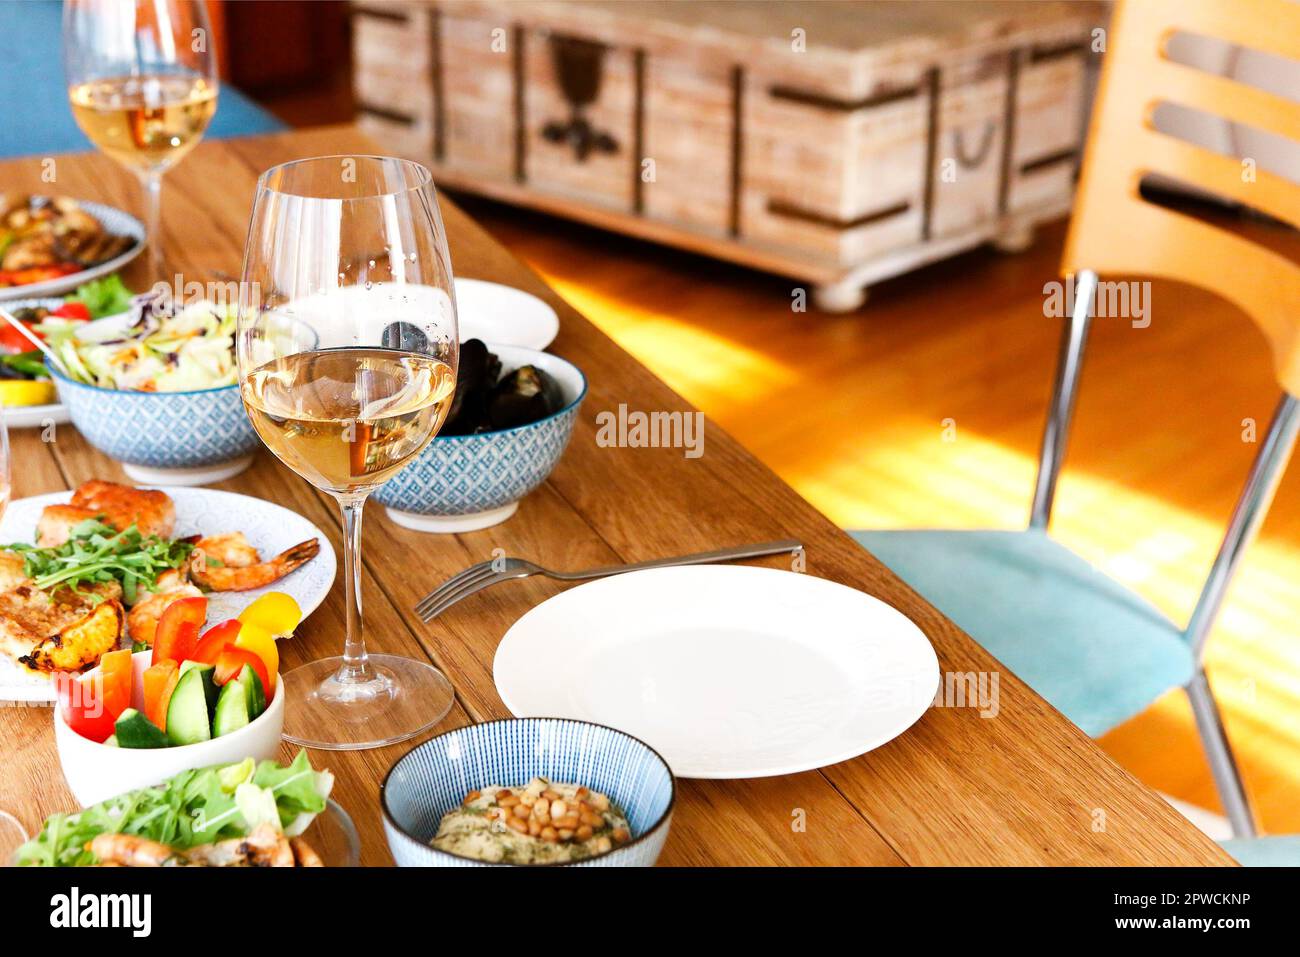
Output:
[49,365,259,487]
[374,345,586,533]
[381,717,676,867]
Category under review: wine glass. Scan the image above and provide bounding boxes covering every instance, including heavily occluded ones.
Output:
[63,0,219,280]
[238,156,458,750]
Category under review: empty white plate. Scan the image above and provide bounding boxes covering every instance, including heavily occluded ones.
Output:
[494,565,940,778]
[455,278,559,350]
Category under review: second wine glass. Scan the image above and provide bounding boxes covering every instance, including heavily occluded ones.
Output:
[238,156,458,750]
[63,0,219,280]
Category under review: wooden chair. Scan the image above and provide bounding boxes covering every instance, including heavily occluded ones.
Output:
[853,0,1300,848]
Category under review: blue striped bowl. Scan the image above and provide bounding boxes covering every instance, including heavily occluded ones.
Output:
[381,717,675,867]
[49,364,259,485]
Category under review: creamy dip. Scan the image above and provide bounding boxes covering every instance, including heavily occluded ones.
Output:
[432,777,631,864]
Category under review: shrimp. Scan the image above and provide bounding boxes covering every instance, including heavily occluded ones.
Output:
[185,824,296,867]
[89,833,185,867]
[189,533,320,593]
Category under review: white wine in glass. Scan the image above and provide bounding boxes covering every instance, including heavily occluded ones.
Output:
[238,156,459,750]
[63,0,219,279]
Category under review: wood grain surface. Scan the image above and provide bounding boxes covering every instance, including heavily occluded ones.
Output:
[0,126,1231,866]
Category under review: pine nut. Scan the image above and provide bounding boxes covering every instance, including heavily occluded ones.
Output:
[557,814,580,829]
[590,793,610,811]
[512,803,530,819]
[528,818,542,836]
[550,799,568,819]
[576,824,594,841]
[542,790,561,802]
[612,828,630,845]
[557,828,575,841]
[499,795,521,808]
[540,826,559,843]
[507,816,529,834]
[495,789,512,800]
[464,790,481,804]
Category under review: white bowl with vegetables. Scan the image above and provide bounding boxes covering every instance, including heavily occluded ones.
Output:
[55,649,283,807]
[46,294,261,486]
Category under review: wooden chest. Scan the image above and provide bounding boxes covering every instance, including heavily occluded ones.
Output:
[352,0,1102,310]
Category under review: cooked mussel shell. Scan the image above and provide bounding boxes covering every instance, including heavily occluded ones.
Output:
[487,364,563,430]
[442,338,501,435]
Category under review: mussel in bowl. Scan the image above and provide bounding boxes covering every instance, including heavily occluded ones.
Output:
[441,339,563,435]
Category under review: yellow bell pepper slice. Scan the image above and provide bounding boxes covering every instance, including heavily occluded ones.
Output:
[233,622,279,694]
[236,592,302,636]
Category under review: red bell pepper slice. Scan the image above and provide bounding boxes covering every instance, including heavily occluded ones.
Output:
[57,673,116,743]
[214,647,273,702]
[151,596,208,666]
[192,619,242,664]
[51,301,91,321]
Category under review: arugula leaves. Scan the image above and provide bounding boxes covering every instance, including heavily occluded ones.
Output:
[15,752,334,867]
[4,519,194,603]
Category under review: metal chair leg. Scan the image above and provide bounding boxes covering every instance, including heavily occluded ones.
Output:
[1178,394,1300,839]
[1029,269,1097,529]
[1186,670,1257,839]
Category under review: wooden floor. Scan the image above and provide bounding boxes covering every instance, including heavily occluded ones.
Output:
[456,194,1300,835]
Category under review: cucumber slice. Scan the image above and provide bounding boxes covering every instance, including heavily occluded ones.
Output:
[212,677,251,738]
[238,664,267,719]
[179,660,221,715]
[113,708,169,749]
[166,668,214,746]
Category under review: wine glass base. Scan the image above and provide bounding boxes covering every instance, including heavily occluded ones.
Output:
[280,655,455,751]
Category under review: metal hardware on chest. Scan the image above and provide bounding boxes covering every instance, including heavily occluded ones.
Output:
[540,34,620,162]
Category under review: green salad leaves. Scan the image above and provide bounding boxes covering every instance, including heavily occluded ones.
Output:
[66,274,135,319]
[15,751,334,867]
[4,519,194,603]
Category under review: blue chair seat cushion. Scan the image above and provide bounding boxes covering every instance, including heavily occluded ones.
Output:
[1220,835,1300,866]
[850,529,1194,736]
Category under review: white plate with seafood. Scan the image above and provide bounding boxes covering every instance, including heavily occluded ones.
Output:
[494,565,940,778]
[0,482,336,702]
[0,198,144,301]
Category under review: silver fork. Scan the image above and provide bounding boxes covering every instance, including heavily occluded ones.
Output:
[413,539,803,623]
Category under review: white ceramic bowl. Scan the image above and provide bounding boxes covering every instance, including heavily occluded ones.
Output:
[54,651,284,807]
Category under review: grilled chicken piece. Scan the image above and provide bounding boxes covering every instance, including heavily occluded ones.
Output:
[0,578,121,667]
[15,597,125,673]
[37,482,176,546]
[0,551,28,592]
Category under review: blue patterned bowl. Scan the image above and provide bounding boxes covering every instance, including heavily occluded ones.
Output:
[374,345,586,533]
[48,362,260,487]
[381,717,675,867]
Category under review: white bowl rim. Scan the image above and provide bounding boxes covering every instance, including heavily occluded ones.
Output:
[54,650,284,757]
[379,715,676,868]
[431,345,587,443]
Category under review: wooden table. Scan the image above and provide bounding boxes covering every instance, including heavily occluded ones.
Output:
[0,127,1231,866]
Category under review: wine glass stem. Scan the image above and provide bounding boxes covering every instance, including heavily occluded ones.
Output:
[336,495,374,684]
[139,169,163,280]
